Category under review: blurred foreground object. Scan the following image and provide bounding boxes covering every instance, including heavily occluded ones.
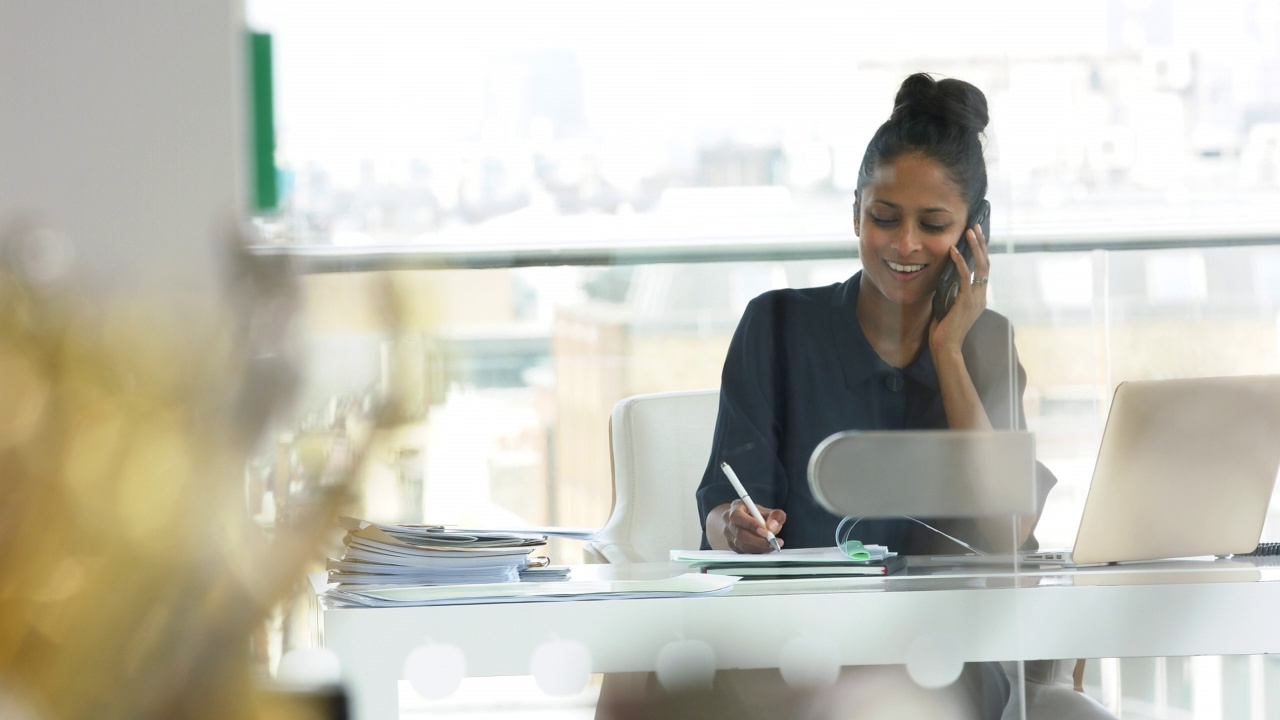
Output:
[0,220,365,719]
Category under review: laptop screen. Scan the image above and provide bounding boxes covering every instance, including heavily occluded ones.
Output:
[1070,375,1280,565]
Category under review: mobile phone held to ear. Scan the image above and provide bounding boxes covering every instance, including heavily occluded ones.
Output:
[932,199,991,321]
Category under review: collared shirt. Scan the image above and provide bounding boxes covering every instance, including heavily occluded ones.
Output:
[696,271,1052,552]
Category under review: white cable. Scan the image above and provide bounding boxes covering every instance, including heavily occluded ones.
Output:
[835,515,988,556]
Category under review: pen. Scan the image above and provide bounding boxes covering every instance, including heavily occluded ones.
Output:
[719,461,781,553]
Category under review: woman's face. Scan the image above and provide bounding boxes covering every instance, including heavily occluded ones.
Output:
[855,153,969,309]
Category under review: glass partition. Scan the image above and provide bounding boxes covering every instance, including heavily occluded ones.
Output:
[258,245,1280,719]
[243,2,1280,718]
[268,245,1280,551]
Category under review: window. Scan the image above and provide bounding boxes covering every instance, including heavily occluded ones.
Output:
[247,1,1280,555]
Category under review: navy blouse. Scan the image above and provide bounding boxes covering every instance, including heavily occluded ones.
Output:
[696,271,1054,552]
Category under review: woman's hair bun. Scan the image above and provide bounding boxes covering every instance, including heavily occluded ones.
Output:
[890,72,989,135]
[856,72,991,206]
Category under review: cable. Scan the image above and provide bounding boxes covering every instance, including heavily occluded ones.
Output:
[835,515,989,557]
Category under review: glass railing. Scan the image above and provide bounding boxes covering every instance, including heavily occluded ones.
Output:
[255,239,1280,559]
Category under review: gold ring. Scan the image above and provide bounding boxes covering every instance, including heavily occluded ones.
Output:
[976,276,989,286]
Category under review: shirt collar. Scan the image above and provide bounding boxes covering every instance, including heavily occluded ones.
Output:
[830,271,939,391]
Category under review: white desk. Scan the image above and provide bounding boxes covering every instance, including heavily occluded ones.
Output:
[321,559,1280,720]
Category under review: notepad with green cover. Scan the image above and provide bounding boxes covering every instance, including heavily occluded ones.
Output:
[671,547,905,578]
[702,554,905,577]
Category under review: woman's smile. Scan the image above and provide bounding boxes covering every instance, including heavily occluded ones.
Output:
[884,259,928,275]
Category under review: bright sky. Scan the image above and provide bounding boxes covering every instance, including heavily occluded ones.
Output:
[246,0,1278,215]
[247,0,1114,163]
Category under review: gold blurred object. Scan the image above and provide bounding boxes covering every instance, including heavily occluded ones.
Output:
[0,222,386,719]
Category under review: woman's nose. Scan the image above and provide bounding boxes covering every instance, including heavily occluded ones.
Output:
[893,226,921,254]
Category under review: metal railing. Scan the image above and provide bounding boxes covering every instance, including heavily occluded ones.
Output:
[250,223,1280,274]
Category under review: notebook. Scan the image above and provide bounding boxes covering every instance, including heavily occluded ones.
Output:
[965,375,1280,567]
[671,547,905,577]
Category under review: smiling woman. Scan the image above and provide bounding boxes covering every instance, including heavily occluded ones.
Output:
[694,73,1085,720]
[698,72,1041,559]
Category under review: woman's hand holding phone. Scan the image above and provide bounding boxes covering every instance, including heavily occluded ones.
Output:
[928,218,990,356]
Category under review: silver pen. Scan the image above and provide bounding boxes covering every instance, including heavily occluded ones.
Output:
[720,461,781,552]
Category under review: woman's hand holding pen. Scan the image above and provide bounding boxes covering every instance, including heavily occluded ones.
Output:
[711,501,786,554]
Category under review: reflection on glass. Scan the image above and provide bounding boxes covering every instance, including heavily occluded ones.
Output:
[242,3,1280,717]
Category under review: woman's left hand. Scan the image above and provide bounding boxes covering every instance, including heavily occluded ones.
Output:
[929,221,990,355]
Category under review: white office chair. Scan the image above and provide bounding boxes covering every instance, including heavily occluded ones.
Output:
[586,389,719,717]
[585,388,719,564]
[586,389,1113,720]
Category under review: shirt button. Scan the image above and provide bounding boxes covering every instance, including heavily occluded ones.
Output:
[885,373,904,392]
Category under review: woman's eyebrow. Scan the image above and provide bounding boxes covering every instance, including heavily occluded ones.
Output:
[874,199,956,215]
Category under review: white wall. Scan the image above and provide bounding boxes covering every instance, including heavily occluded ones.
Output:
[0,0,246,313]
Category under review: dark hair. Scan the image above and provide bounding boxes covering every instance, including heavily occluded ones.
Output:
[856,73,989,214]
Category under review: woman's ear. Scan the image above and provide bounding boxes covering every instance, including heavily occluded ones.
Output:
[852,196,861,237]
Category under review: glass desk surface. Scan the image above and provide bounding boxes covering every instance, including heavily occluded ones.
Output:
[573,555,1280,597]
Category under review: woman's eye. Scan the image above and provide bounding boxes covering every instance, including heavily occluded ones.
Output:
[871,216,897,227]
[922,223,950,233]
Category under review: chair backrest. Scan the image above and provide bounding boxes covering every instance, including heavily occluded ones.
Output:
[585,389,719,564]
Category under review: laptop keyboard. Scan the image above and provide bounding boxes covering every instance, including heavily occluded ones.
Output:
[1235,542,1280,557]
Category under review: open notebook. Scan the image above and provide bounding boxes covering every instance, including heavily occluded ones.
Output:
[971,375,1280,567]
[672,547,905,577]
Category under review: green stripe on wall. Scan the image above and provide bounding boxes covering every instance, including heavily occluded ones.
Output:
[249,31,277,213]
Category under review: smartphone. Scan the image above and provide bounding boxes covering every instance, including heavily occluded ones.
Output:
[931,199,991,321]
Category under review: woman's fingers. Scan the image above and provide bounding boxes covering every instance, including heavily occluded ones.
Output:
[953,225,990,305]
[763,508,787,536]
[726,501,785,553]
[970,223,991,287]
[948,243,972,301]
[932,225,990,352]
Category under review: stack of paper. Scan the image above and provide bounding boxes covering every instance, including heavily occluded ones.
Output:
[327,518,550,587]
[671,547,906,577]
[320,573,739,608]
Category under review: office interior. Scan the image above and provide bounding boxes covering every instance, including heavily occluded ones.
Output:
[4,1,1280,718]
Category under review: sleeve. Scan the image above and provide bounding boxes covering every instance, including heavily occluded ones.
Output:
[963,312,1058,551]
[962,311,1026,432]
[695,295,792,549]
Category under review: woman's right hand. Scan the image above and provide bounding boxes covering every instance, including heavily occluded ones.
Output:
[708,501,786,553]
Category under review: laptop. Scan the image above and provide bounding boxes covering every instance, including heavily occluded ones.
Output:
[810,375,1280,567]
[1035,375,1280,566]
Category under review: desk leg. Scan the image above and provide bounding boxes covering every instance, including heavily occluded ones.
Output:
[341,663,399,720]
[595,671,656,719]
[325,614,405,720]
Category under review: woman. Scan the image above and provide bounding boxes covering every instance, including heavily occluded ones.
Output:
[693,73,1115,720]
[697,72,1053,556]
